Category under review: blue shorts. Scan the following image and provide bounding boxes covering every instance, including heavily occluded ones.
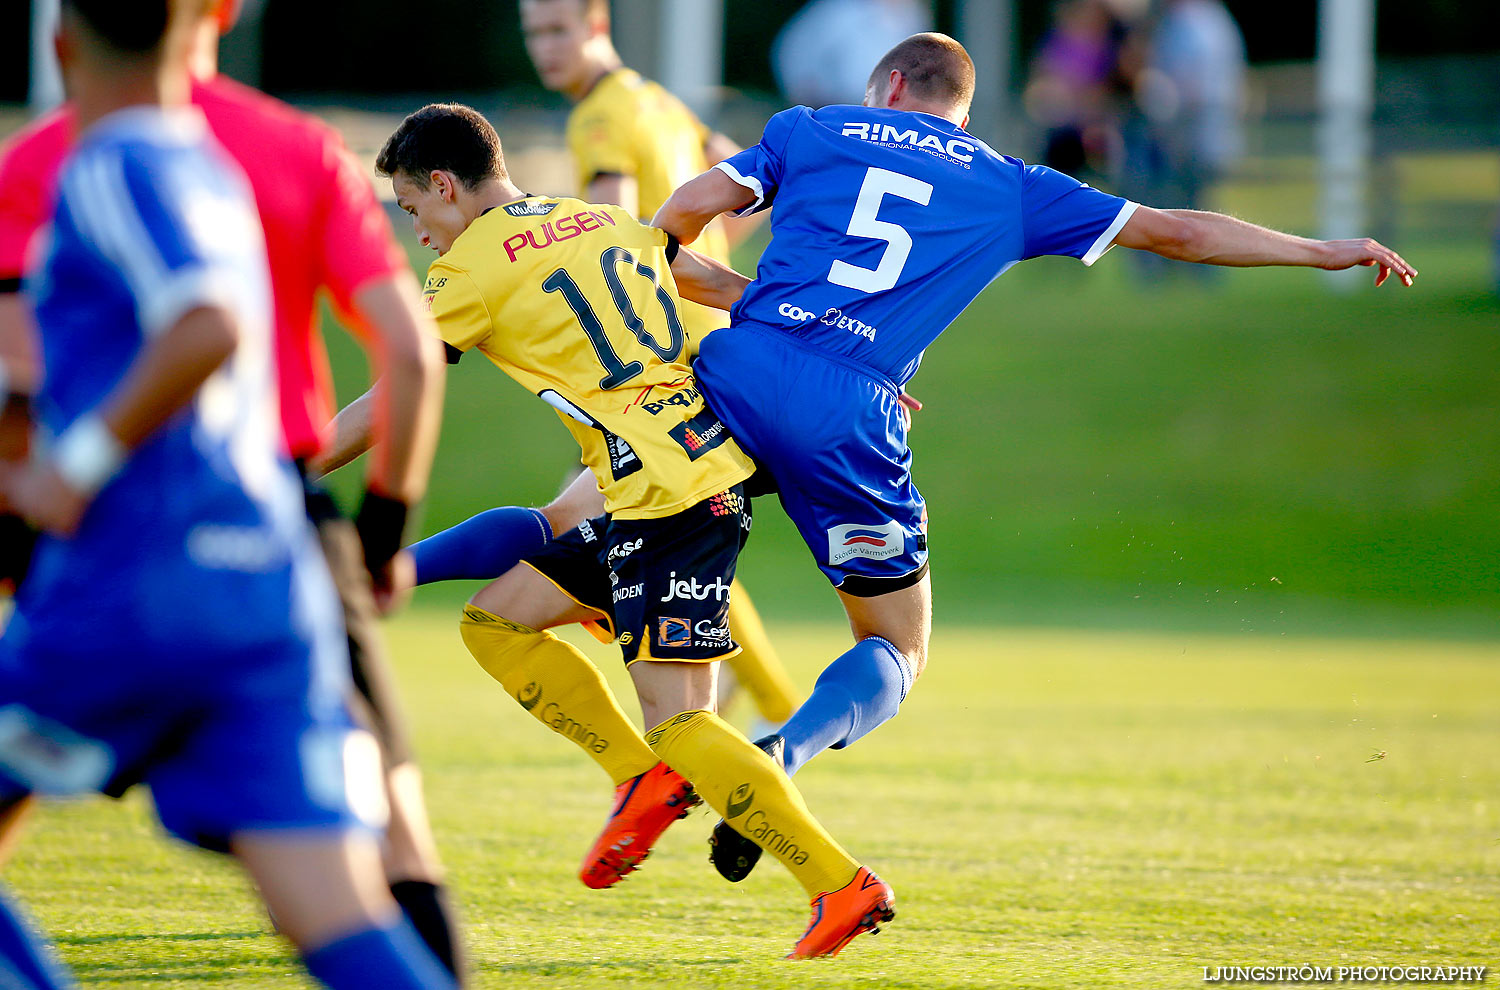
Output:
[695,322,928,594]
[0,534,382,851]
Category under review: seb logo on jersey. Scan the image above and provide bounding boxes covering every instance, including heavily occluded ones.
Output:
[841,121,977,167]
[420,279,443,312]
[827,521,906,565]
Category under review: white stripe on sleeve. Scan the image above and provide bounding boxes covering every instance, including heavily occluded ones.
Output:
[1081,200,1139,267]
[712,161,768,216]
[67,149,240,337]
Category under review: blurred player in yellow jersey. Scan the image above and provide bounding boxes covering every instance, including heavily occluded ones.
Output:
[516,0,800,734]
[526,0,739,339]
[513,0,798,735]
[323,103,894,959]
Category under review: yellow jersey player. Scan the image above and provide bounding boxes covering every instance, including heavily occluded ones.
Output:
[327,103,895,960]
[517,0,799,733]
[522,0,737,343]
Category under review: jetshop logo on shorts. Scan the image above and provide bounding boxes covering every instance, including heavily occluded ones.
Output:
[659,571,732,603]
[778,302,878,341]
[827,521,906,565]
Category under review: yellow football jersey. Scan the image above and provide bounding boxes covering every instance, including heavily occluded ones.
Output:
[422,197,755,520]
[567,67,732,350]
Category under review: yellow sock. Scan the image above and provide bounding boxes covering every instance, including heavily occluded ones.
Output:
[646,709,858,897]
[459,605,657,786]
[726,580,799,723]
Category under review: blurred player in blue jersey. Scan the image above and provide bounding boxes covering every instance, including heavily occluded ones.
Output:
[0,2,454,987]
[655,32,1416,881]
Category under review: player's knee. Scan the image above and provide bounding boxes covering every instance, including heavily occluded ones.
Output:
[898,640,928,680]
[540,469,600,535]
[457,605,544,689]
[537,499,579,537]
[629,660,716,730]
[847,621,926,674]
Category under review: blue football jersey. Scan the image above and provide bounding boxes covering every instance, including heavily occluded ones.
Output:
[715,105,1137,386]
[24,106,304,573]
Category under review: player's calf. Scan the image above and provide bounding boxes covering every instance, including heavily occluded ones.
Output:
[235,831,456,989]
[646,708,894,958]
[458,604,660,785]
[708,733,783,882]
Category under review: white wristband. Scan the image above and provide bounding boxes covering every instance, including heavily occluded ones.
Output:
[52,415,127,497]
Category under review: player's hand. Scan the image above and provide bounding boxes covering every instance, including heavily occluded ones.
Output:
[356,489,411,613]
[0,512,40,594]
[4,460,89,536]
[0,459,15,513]
[1320,238,1417,287]
[897,391,923,431]
[371,549,416,615]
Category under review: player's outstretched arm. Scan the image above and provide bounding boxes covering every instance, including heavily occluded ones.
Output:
[701,132,766,247]
[1114,207,1417,287]
[669,244,751,312]
[654,169,757,246]
[339,273,446,609]
[308,387,377,478]
[0,298,39,468]
[4,305,238,535]
[349,274,446,505]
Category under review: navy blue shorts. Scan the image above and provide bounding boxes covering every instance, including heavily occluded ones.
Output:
[522,484,751,665]
[695,323,928,595]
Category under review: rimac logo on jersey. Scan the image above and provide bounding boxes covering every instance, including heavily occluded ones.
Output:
[840,121,977,167]
[827,520,906,565]
[502,201,558,218]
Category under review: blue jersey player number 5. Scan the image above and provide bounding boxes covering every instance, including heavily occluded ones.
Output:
[713,104,1134,389]
[828,167,933,294]
[693,102,1136,590]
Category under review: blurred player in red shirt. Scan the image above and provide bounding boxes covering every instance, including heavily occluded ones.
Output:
[0,1,459,978]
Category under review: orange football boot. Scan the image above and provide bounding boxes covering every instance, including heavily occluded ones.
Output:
[787,867,896,959]
[579,761,700,889]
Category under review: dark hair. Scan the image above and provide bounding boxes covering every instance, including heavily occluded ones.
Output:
[866,33,976,110]
[375,103,508,190]
[61,0,173,55]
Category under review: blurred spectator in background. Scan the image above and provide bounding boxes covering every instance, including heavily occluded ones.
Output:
[773,0,932,108]
[1120,0,1246,280]
[1023,0,1136,180]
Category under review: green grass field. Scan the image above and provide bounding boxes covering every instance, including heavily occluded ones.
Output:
[6,142,1496,985]
[8,611,1498,988]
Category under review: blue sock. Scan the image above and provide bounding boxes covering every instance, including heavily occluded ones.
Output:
[0,886,71,989]
[410,507,551,585]
[777,636,913,777]
[302,918,456,990]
